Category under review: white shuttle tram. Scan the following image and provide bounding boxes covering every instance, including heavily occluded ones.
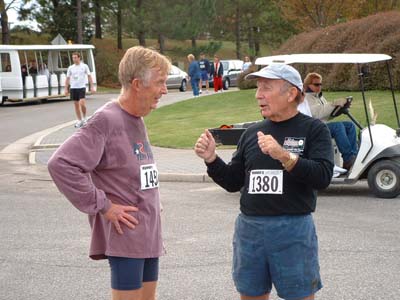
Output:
[0,44,97,105]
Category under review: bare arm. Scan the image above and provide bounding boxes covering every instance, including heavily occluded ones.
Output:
[88,74,96,92]
[64,77,70,95]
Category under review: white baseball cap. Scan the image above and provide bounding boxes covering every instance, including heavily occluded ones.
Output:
[245,63,303,91]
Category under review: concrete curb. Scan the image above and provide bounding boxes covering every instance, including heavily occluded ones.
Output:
[159,173,213,183]
[29,121,75,166]
[0,120,75,164]
[32,121,76,148]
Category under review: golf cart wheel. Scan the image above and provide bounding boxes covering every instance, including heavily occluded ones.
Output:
[179,80,187,92]
[223,78,230,90]
[367,160,400,198]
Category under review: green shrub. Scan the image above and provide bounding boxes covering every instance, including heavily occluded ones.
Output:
[92,39,124,88]
[237,65,258,90]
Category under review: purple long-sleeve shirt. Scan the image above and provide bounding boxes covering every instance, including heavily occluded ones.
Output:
[48,101,162,260]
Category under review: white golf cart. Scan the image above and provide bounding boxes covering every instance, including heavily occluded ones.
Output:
[212,53,400,198]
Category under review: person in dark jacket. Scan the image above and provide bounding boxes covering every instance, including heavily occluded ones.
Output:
[187,54,201,97]
[198,52,210,93]
[194,64,334,300]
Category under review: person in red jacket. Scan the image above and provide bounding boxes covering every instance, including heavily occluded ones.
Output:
[210,54,224,92]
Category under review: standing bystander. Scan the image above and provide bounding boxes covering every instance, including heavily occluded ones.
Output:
[242,56,252,72]
[210,54,224,92]
[198,52,210,93]
[187,54,201,97]
[65,52,96,128]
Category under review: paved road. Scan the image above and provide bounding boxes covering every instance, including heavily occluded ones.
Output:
[0,161,399,300]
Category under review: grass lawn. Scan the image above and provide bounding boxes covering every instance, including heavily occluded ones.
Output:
[96,86,120,93]
[145,89,400,149]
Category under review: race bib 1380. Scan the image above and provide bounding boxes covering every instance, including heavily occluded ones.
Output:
[248,169,283,194]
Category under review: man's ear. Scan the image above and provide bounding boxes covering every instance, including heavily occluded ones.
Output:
[287,87,298,103]
[131,78,140,91]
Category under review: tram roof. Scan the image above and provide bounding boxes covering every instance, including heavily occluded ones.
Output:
[0,44,95,51]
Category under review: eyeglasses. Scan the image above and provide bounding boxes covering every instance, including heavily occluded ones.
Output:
[312,83,322,86]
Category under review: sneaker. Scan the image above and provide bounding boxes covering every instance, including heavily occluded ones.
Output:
[199,89,202,94]
[332,165,348,178]
[82,117,88,126]
[74,120,83,128]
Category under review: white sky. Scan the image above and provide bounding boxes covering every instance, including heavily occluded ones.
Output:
[5,0,39,30]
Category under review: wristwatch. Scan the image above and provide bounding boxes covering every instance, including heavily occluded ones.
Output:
[282,152,298,169]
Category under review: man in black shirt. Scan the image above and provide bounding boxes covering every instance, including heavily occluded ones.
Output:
[194,64,333,300]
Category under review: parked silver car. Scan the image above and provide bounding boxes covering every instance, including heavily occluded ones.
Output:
[167,65,188,92]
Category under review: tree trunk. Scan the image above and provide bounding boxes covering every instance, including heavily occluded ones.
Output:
[247,17,254,57]
[136,0,146,46]
[138,31,146,46]
[117,0,122,49]
[254,27,260,57]
[76,0,83,43]
[158,33,165,54]
[0,0,9,44]
[94,0,102,39]
[235,1,241,59]
[189,0,196,49]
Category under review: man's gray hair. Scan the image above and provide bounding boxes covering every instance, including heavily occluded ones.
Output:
[119,46,171,89]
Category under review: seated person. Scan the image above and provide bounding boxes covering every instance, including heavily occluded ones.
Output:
[39,63,50,79]
[304,72,358,170]
[29,60,38,75]
[21,65,28,85]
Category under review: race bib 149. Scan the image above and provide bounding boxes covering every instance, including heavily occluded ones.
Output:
[140,164,159,190]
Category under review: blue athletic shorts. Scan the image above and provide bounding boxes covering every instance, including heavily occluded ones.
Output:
[108,256,159,290]
[200,70,209,81]
[232,213,322,299]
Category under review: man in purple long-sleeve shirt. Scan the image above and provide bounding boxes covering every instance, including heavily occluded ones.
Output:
[48,46,170,300]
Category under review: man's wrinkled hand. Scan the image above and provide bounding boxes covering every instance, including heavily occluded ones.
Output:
[104,203,139,234]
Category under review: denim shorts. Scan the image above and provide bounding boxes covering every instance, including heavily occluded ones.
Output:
[108,256,159,290]
[232,213,322,299]
[200,70,209,81]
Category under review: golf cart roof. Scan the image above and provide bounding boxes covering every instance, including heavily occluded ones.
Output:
[255,53,392,65]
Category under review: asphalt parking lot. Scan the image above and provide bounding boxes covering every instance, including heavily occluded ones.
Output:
[0,162,399,300]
